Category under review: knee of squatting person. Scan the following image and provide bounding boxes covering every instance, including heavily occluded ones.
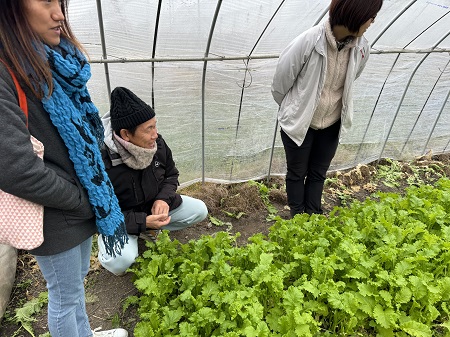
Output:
[98,195,208,275]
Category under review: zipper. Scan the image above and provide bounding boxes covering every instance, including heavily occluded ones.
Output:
[151,161,160,195]
[131,176,139,203]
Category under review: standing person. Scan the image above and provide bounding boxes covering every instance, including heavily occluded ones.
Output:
[0,1,129,336]
[97,87,208,276]
[271,0,383,217]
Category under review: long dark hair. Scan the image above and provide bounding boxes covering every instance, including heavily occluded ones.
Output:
[0,0,85,98]
[329,0,383,33]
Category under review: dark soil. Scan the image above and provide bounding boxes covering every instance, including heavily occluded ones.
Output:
[1,154,449,337]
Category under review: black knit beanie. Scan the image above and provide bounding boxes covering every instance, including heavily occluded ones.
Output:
[110,87,155,131]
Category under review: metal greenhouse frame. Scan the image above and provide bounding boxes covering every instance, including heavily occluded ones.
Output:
[72,0,449,185]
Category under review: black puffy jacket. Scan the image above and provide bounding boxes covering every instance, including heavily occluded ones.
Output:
[101,134,182,235]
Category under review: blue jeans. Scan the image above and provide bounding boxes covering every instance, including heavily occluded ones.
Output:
[164,195,208,231]
[98,195,208,275]
[34,237,93,337]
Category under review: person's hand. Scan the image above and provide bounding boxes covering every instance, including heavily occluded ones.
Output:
[151,200,170,216]
[145,214,171,229]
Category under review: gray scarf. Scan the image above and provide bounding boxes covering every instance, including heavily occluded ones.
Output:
[113,133,157,170]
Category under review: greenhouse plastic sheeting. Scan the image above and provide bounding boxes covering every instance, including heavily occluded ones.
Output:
[68,0,450,185]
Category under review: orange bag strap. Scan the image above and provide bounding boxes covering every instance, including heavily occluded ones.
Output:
[0,59,29,126]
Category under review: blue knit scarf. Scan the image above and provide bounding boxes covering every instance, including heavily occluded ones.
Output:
[41,39,127,257]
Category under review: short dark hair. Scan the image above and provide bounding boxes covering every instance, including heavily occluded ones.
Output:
[114,127,138,138]
[329,0,383,33]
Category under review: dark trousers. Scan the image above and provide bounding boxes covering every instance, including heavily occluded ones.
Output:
[280,120,341,216]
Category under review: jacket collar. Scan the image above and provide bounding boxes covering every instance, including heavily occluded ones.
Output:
[315,20,368,56]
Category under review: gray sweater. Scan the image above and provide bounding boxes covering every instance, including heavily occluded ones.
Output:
[0,64,96,255]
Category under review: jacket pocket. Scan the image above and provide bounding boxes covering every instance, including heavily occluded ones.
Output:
[62,187,95,224]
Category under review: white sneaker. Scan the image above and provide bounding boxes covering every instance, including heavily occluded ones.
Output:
[92,327,128,337]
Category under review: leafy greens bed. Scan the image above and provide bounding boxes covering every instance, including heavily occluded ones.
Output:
[128,178,450,337]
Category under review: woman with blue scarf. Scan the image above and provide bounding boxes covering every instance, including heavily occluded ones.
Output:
[0,1,128,336]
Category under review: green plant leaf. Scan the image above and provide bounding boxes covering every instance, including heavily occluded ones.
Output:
[400,320,432,337]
